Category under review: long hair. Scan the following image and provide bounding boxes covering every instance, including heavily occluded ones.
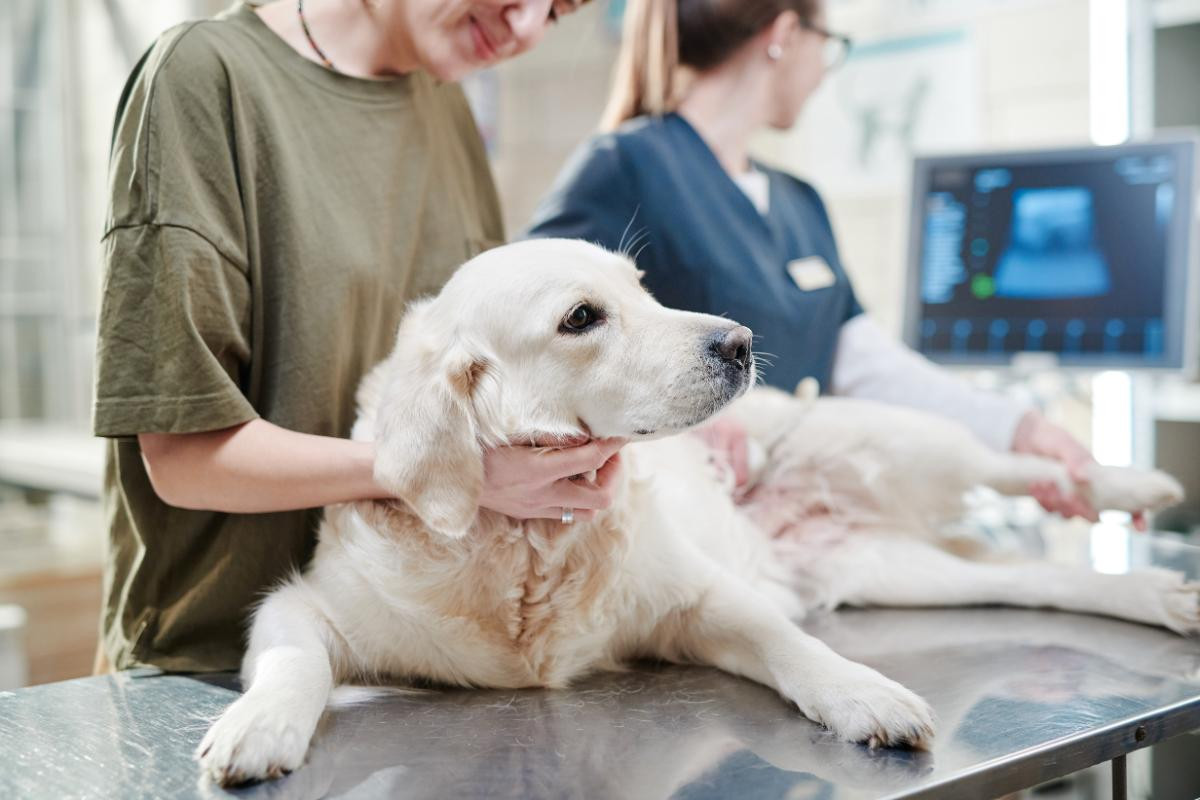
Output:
[600,0,819,131]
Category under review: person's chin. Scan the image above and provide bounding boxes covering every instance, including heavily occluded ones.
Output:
[423,54,475,82]
[426,39,490,81]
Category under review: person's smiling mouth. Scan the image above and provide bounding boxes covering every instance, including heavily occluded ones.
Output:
[468,15,499,62]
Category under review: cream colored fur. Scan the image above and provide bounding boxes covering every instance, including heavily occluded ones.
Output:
[198,239,1192,786]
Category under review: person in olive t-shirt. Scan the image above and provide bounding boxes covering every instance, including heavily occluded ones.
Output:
[93,0,623,674]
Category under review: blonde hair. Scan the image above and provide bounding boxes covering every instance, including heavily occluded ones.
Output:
[600,0,818,131]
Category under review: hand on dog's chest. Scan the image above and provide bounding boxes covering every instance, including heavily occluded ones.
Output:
[786,257,836,291]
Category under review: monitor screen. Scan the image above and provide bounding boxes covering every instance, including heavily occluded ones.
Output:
[904,139,1196,369]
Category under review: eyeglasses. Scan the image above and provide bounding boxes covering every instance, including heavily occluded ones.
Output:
[800,21,853,71]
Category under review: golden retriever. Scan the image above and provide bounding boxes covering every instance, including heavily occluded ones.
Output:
[198,239,1190,785]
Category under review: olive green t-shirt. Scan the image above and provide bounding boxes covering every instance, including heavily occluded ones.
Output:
[93,2,503,672]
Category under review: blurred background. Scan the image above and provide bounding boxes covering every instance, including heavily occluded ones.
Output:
[0,0,1198,693]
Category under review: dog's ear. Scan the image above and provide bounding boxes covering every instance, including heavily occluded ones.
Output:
[372,309,489,539]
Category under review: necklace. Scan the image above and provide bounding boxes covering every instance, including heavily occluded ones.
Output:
[297,0,337,71]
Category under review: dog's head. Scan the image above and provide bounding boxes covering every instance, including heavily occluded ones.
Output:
[367,238,755,537]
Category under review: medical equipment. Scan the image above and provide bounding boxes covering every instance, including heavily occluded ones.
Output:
[903,137,1198,373]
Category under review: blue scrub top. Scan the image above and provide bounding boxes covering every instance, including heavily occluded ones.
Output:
[525,112,863,394]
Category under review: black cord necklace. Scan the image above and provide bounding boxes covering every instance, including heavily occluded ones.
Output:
[297,0,337,71]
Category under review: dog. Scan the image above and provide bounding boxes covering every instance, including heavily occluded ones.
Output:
[198,238,1191,786]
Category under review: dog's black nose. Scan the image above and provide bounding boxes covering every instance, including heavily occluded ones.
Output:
[710,325,752,369]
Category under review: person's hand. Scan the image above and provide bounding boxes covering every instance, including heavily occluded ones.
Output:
[478,437,626,522]
[1010,410,1133,527]
[693,416,751,490]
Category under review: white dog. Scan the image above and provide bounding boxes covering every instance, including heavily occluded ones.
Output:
[198,239,1192,786]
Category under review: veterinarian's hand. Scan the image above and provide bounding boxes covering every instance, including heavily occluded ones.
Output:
[693,417,751,490]
[1011,411,1114,526]
[478,437,626,522]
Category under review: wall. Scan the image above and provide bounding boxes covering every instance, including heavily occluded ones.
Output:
[750,0,1093,336]
[1154,22,1200,128]
[490,1,621,236]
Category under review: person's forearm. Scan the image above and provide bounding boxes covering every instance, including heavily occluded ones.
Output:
[139,419,384,513]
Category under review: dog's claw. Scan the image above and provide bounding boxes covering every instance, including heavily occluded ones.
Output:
[789,663,937,752]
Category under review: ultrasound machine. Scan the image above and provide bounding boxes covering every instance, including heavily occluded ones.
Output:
[902,136,1200,530]
[903,137,1198,372]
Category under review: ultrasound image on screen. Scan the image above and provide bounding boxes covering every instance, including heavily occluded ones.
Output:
[916,153,1176,360]
[994,187,1110,299]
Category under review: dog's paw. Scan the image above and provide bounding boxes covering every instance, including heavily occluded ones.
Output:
[1086,466,1184,514]
[1136,569,1200,636]
[787,662,935,749]
[1102,568,1200,635]
[197,695,314,787]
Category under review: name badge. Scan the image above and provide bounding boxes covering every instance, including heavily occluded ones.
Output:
[786,256,836,291]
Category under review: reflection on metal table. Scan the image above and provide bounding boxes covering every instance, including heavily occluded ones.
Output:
[2,528,1199,799]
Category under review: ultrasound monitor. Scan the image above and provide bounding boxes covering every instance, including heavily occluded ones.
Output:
[903,138,1197,370]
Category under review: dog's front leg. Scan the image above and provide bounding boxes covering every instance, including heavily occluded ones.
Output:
[198,584,335,786]
[666,576,935,749]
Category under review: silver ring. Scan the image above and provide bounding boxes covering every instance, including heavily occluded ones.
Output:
[560,507,575,525]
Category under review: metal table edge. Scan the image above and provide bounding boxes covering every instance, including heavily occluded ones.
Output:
[881,694,1200,799]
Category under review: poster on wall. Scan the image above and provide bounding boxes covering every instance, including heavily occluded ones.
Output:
[791,28,982,194]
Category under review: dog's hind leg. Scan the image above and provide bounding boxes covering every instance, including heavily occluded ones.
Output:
[974,450,1184,514]
[198,582,337,786]
[808,536,1200,635]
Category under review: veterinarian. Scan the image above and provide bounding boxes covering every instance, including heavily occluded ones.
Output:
[91,0,619,675]
[526,0,1109,524]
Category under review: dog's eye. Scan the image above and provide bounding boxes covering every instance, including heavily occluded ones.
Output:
[560,303,602,334]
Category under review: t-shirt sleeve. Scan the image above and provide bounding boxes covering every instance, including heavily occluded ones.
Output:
[522,135,642,252]
[94,224,255,437]
[93,23,256,438]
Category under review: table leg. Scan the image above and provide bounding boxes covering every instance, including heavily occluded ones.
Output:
[1112,754,1127,800]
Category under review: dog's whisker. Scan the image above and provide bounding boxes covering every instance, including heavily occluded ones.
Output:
[623,231,650,261]
[620,227,649,259]
[751,353,775,369]
[616,206,642,255]
[630,237,653,265]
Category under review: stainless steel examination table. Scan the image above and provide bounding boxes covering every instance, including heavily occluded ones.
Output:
[3,528,1200,800]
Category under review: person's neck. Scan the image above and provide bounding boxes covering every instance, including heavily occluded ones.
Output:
[675,60,769,177]
[257,0,417,78]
